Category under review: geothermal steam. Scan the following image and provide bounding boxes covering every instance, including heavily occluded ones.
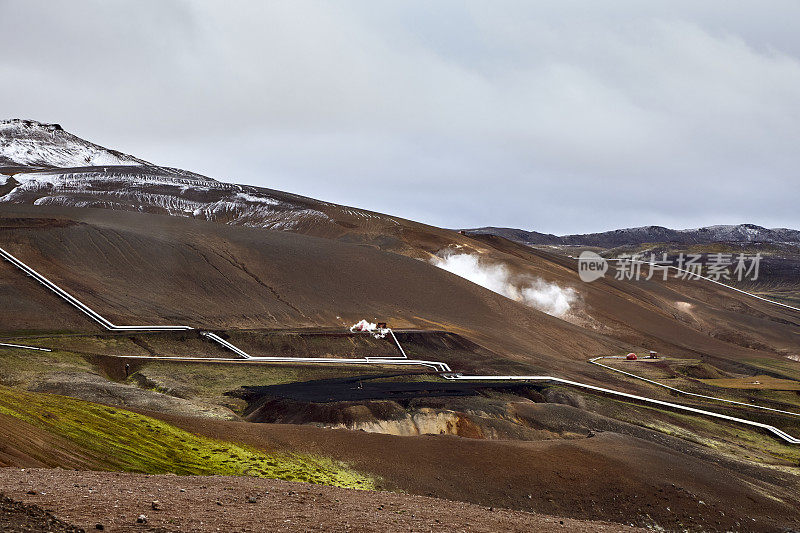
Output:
[430,253,577,317]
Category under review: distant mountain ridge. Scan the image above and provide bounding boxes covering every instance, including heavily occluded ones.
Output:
[4,119,798,251]
[465,224,800,247]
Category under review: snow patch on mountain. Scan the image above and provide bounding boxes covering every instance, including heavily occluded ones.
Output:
[8,167,217,193]
[1,165,333,232]
[235,192,280,205]
[1,119,147,168]
[0,119,399,237]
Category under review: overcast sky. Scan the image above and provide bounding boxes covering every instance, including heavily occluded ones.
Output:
[2,1,799,234]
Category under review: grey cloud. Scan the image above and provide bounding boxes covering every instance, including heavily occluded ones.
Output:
[1,0,798,234]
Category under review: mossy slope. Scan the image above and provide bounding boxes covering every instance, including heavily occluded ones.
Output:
[0,386,374,489]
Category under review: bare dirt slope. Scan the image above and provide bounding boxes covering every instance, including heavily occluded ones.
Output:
[468,234,800,364]
[3,205,800,382]
[0,205,622,377]
[3,122,800,533]
[147,410,800,532]
[0,413,108,470]
[3,122,799,374]
[0,468,642,533]
[1,383,797,531]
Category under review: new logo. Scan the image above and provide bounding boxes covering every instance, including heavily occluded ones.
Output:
[578,251,608,282]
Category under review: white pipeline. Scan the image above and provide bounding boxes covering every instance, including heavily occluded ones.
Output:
[589,356,800,418]
[0,342,51,352]
[3,242,797,444]
[445,373,800,444]
[0,246,192,332]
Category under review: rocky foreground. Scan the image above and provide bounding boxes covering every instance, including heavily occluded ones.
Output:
[0,468,642,532]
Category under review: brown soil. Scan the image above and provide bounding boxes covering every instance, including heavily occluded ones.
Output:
[0,468,641,532]
[4,396,797,531]
[3,204,800,387]
[700,375,800,390]
[0,493,83,532]
[0,413,106,470]
[0,205,621,379]
[147,411,800,532]
[2,205,800,532]
[676,362,725,379]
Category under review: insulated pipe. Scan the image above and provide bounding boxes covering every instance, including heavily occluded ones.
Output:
[3,242,796,444]
[200,331,251,359]
[602,257,800,313]
[445,374,800,444]
[388,329,408,359]
[589,356,800,418]
[0,246,192,331]
[0,342,51,352]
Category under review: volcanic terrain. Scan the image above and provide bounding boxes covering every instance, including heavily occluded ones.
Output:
[1,120,799,531]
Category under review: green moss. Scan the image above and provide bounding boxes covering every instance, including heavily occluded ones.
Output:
[0,386,375,489]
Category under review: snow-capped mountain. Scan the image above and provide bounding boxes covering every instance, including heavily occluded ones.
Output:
[465,223,800,246]
[0,120,401,236]
[7,119,794,256]
[0,119,149,168]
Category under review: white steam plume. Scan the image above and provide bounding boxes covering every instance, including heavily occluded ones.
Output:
[430,252,577,317]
